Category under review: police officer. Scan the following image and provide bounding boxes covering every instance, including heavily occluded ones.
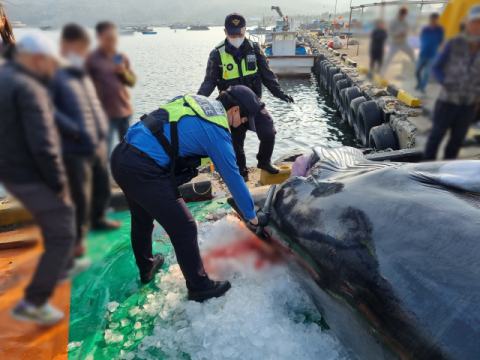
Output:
[198,13,294,181]
[110,85,269,302]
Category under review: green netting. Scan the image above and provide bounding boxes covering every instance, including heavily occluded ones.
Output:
[67,199,230,360]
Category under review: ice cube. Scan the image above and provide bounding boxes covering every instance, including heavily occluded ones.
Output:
[107,301,119,312]
[134,322,142,330]
[67,341,83,350]
[222,346,235,357]
[124,340,134,347]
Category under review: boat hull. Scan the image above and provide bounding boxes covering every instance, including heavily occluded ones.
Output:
[267,55,315,77]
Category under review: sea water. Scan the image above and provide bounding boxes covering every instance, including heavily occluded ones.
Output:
[11,27,356,167]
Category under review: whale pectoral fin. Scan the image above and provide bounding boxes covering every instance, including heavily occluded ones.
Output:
[416,161,480,194]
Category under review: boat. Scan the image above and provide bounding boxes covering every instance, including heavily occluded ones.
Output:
[10,21,26,28]
[169,23,188,29]
[262,30,315,77]
[142,31,157,35]
[248,26,271,35]
[188,25,209,31]
[119,29,135,35]
[39,22,53,31]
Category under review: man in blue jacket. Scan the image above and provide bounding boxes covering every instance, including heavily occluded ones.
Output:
[198,13,294,181]
[415,13,444,93]
[111,85,269,302]
[51,24,120,260]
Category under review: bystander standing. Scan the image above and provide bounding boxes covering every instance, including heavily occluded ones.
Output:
[51,24,119,262]
[370,19,388,74]
[0,33,74,325]
[86,21,136,154]
[423,4,480,160]
[381,6,415,77]
[415,13,444,94]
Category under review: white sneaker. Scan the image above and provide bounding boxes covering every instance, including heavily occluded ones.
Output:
[11,299,64,326]
[58,257,92,284]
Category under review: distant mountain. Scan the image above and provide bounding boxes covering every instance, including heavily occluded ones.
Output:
[6,0,353,26]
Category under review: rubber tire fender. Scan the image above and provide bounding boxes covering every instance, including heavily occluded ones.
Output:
[343,87,362,126]
[358,100,383,147]
[339,88,349,120]
[319,60,328,84]
[369,124,399,151]
[327,67,338,92]
[335,79,350,110]
[323,64,333,89]
[350,96,367,140]
[331,73,345,97]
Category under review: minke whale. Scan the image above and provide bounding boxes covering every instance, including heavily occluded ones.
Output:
[232,146,480,360]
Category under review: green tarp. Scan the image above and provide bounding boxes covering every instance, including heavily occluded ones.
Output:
[67,199,230,360]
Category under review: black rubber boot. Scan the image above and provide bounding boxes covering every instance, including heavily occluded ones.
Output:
[257,139,279,174]
[257,162,280,174]
[140,253,165,284]
[188,280,231,302]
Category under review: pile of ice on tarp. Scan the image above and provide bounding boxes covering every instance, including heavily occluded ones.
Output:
[109,216,349,360]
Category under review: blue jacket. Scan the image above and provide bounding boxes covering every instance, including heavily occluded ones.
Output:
[419,25,444,59]
[126,114,256,220]
[50,67,108,154]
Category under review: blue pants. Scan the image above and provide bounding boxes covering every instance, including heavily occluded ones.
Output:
[415,57,435,91]
[108,116,132,155]
[423,101,476,160]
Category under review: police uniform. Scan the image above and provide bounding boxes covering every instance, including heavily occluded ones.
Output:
[198,13,293,177]
[110,86,261,299]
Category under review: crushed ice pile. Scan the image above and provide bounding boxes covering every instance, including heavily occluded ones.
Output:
[106,215,349,360]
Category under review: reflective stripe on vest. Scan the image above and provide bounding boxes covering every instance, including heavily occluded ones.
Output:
[159,94,230,132]
[217,41,258,80]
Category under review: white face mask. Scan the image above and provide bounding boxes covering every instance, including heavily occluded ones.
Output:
[228,36,245,49]
[67,52,85,69]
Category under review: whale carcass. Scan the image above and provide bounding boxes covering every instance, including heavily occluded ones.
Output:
[236,146,480,360]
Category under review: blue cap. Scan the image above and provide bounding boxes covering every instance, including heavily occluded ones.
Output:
[225,13,246,35]
[227,85,261,131]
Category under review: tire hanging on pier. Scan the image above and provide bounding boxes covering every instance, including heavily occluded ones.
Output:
[331,73,344,96]
[323,64,333,89]
[327,67,339,94]
[350,96,367,140]
[358,100,383,147]
[335,79,349,110]
[369,124,399,151]
[339,88,349,120]
[343,87,362,127]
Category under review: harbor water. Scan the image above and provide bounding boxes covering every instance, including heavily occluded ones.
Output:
[12,27,356,166]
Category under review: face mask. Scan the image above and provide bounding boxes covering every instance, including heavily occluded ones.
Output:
[228,36,245,49]
[67,52,85,69]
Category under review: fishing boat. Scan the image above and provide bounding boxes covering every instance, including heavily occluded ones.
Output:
[169,23,188,29]
[188,25,209,31]
[39,25,52,31]
[142,31,157,35]
[10,21,26,28]
[263,30,315,77]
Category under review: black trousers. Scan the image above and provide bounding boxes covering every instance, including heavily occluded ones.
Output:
[110,142,211,291]
[63,142,111,254]
[232,104,276,177]
[3,181,75,306]
[423,101,476,160]
[370,51,383,73]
